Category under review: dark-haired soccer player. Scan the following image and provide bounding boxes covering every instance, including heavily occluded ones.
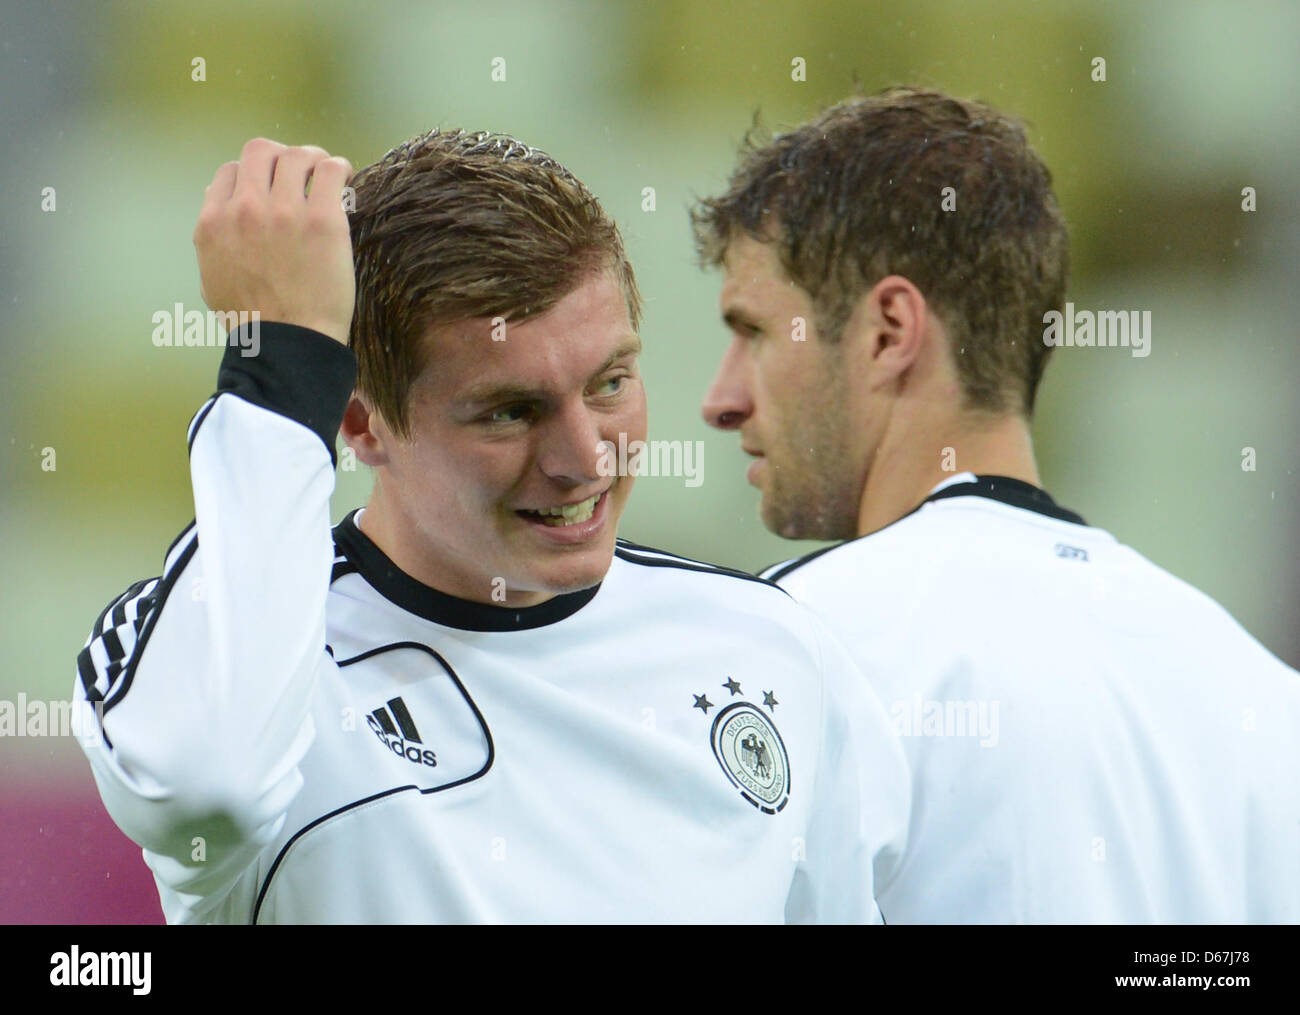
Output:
[75,133,908,923]
[697,87,1300,922]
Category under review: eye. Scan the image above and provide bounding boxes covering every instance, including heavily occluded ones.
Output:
[592,375,625,397]
[486,404,532,425]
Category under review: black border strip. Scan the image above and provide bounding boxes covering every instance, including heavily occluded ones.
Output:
[186,399,219,454]
[250,641,495,924]
[767,474,1087,582]
[764,544,842,584]
[214,323,357,468]
[165,522,197,563]
[923,475,1086,525]
[614,546,790,596]
[332,511,601,631]
[330,559,359,584]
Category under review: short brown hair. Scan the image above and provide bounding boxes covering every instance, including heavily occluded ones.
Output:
[348,129,641,438]
[692,87,1069,416]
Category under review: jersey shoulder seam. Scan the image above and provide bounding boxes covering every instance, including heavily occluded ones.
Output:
[614,539,789,596]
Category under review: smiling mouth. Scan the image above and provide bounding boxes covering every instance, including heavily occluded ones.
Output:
[516,489,607,527]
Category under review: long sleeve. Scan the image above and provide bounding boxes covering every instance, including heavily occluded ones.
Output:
[73,323,356,922]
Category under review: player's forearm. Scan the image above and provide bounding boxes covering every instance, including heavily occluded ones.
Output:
[70,141,364,917]
[168,322,353,805]
[75,325,354,879]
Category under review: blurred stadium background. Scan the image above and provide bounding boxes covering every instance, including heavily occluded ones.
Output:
[2,0,1296,922]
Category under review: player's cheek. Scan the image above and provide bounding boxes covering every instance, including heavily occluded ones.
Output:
[618,383,649,445]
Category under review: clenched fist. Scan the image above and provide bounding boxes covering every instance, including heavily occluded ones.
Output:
[194,138,355,345]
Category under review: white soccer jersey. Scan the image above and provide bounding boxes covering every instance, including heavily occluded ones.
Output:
[74,324,909,924]
[764,472,1300,924]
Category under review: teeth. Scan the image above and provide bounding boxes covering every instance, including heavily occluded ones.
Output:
[527,493,600,526]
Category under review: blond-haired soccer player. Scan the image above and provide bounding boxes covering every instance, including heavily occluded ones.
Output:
[75,132,908,923]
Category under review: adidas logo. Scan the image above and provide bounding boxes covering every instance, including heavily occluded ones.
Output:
[366,696,438,768]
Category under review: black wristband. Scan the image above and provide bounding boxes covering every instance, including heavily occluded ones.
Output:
[212,321,358,467]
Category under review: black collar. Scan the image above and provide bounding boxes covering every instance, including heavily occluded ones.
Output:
[764,474,1086,582]
[332,510,601,632]
[923,474,1086,525]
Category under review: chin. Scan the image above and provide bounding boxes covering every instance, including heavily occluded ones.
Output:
[505,486,628,596]
[759,496,791,538]
[526,544,617,595]
[761,496,813,542]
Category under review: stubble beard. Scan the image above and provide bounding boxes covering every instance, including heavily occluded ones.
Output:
[760,396,862,542]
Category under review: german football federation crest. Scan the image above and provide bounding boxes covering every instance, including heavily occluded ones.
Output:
[710,703,790,813]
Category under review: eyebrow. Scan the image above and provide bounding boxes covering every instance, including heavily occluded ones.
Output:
[457,335,643,407]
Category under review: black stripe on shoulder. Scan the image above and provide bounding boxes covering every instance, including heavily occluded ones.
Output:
[615,537,686,556]
[615,541,789,596]
[79,577,159,724]
[88,586,133,648]
[76,645,114,751]
[105,576,156,631]
[615,538,743,570]
[166,520,198,562]
[186,400,219,453]
[109,592,133,632]
[100,626,126,666]
[103,536,201,715]
[764,542,845,583]
[79,525,194,745]
[77,647,102,703]
[104,658,125,689]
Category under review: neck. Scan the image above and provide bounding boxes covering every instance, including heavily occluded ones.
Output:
[856,411,1041,536]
